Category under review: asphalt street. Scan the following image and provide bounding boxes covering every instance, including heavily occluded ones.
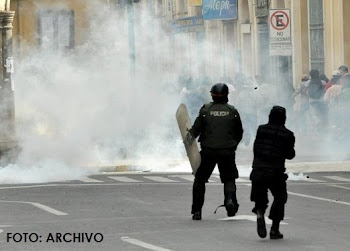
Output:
[0,171,349,251]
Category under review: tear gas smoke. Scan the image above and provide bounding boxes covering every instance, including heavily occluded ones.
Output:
[1,2,195,183]
[0,2,347,184]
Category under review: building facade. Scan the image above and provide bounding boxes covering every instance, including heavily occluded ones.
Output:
[10,0,105,55]
[160,0,350,88]
[8,0,350,87]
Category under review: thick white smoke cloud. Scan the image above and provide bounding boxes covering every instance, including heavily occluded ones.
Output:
[0,2,346,184]
[0,2,188,183]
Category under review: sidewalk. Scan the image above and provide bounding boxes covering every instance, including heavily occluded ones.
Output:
[98,159,350,173]
[285,160,350,172]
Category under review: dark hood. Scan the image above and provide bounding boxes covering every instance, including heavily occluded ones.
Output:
[268,106,286,125]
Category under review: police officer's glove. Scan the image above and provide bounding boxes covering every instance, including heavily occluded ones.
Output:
[183,131,195,146]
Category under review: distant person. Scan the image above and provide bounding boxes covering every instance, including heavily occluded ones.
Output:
[324,70,341,91]
[338,75,350,104]
[324,70,342,103]
[291,74,310,106]
[338,65,348,77]
[337,75,350,131]
[338,65,349,86]
[324,70,343,127]
[184,83,243,220]
[307,69,328,130]
[291,74,310,134]
[320,74,329,85]
[250,106,295,239]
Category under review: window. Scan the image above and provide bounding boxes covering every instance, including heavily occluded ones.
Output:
[38,10,74,50]
[257,0,267,8]
[308,0,325,73]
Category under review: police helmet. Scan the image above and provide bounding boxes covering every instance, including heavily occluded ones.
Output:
[210,83,229,95]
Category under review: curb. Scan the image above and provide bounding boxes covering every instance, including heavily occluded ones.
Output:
[98,160,350,173]
[285,161,350,173]
[99,165,139,173]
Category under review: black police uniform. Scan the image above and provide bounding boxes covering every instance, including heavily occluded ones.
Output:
[189,98,243,218]
[250,106,295,239]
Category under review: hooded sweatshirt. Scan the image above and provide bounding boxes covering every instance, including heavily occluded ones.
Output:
[252,106,295,173]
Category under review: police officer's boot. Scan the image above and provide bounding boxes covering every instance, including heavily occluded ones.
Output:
[224,181,239,217]
[256,210,267,238]
[270,220,283,239]
[191,180,205,220]
[192,211,202,220]
[224,196,239,217]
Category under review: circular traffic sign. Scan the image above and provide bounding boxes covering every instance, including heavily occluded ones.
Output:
[270,10,290,30]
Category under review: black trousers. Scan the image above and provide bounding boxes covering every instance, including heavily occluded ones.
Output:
[250,177,287,221]
[191,148,238,214]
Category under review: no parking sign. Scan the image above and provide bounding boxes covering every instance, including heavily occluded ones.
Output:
[269,9,292,55]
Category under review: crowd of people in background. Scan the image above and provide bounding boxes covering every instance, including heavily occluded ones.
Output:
[177,64,350,147]
[177,72,287,146]
[292,65,350,141]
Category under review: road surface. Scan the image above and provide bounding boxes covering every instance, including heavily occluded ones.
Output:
[0,171,349,250]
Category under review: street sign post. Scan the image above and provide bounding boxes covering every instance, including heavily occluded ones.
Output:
[269,9,292,56]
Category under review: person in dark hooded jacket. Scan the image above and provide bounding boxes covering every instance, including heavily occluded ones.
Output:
[184,83,243,221]
[249,106,295,240]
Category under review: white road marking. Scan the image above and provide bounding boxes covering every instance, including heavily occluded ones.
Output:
[209,176,250,183]
[168,175,194,182]
[236,178,250,183]
[76,177,103,183]
[31,202,68,215]
[167,174,222,183]
[0,200,68,216]
[218,215,287,225]
[0,184,60,189]
[0,183,202,190]
[143,176,179,183]
[244,183,350,206]
[206,176,222,183]
[287,191,350,206]
[328,184,350,190]
[210,176,249,183]
[121,236,172,251]
[208,179,218,183]
[323,176,350,182]
[0,225,11,234]
[108,176,142,182]
[1,178,350,190]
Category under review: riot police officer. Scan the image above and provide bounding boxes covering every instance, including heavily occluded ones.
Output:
[250,106,295,239]
[184,83,243,220]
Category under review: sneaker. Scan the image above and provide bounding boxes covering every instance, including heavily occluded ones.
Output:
[192,211,202,220]
[225,199,239,217]
[270,229,283,239]
[257,216,267,238]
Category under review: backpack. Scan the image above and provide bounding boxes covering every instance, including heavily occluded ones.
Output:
[308,79,324,99]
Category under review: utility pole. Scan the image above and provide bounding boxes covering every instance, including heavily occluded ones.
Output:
[0,5,17,164]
